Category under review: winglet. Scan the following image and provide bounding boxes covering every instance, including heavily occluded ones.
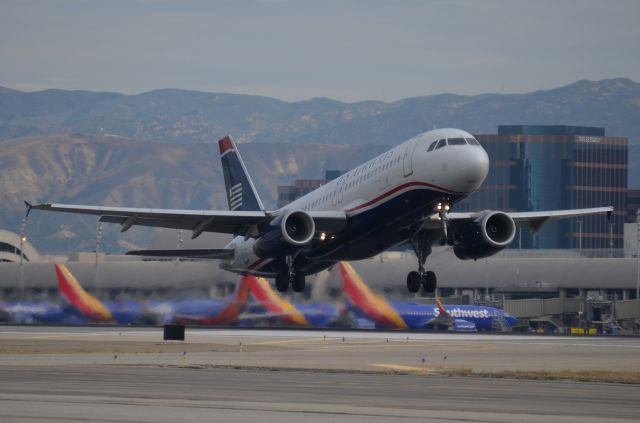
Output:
[24,201,33,217]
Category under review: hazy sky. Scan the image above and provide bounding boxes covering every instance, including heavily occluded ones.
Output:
[1,0,639,102]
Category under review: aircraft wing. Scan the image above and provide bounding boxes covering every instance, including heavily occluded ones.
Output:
[26,201,270,236]
[26,202,347,236]
[427,206,613,233]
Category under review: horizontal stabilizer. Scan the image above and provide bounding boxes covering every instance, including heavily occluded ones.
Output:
[126,249,234,259]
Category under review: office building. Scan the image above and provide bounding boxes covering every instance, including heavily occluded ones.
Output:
[457,125,628,249]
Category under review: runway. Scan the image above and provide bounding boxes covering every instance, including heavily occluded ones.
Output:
[1,326,639,422]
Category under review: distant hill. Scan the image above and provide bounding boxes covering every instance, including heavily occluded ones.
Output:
[1,78,637,183]
[1,78,638,146]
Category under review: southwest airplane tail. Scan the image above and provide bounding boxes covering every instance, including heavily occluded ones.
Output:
[338,262,408,329]
[338,261,517,331]
[195,275,252,325]
[247,276,311,326]
[55,263,113,322]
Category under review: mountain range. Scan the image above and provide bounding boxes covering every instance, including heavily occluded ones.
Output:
[0,78,638,253]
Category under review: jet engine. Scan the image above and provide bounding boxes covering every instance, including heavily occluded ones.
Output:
[253,210,316,258]
[453,211,516,260]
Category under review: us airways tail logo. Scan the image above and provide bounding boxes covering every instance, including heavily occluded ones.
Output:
[229,183,243,211]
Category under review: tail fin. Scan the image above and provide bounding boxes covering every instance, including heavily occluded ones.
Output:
[218,135,264,211]
[435,297,450,318]
[337,262,407,329]
[54,264,113,322]
[200,275,252,325]
[233,275,252,305]
[248,277,310,326]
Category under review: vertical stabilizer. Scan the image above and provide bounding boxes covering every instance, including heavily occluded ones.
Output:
[218,135,264,211]
[55,264,113,322]
[248,276,310,326]
[338,262,408,329]
[200,275,252,325]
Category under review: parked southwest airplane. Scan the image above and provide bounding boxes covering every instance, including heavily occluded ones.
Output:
[55,263,251,325]
[27,129,612,294]
[339,262,517,331]
[247,275,344,327]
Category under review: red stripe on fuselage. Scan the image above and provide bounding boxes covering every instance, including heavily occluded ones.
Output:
[248,258,267,270]
[346,181,462,214]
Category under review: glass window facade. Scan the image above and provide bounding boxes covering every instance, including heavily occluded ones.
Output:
[456,126,628,249]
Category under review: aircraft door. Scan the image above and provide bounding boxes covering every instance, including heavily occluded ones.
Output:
[403,138,417,177]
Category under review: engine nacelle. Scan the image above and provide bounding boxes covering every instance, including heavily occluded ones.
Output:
[453,211,516,260]
[253,210,316,258]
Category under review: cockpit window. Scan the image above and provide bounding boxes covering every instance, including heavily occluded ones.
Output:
[435,139,447,149]
[465,137,481,146]
[448,138,467,146]
[427,141,437,151]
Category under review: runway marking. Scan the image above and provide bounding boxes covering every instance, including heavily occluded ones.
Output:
[369,363,431,373]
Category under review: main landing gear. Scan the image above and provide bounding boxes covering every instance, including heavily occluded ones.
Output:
[407,234,437,294]
[275,256,306,293]
[406,201,450,294]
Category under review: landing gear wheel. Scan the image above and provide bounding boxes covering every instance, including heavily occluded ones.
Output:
[291,273,306,292]
[406,271,421,293]
[422,271,437,293]
[275,272,289,293]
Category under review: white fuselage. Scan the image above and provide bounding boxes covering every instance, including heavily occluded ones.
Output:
[224,128,490,276]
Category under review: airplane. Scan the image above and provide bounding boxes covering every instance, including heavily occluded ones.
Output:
[55,263,251,325]
[0,299,85,324]
[338,262,518,331]
[170,277,250,325]
[246,275,344,327]
[27,128,613,294]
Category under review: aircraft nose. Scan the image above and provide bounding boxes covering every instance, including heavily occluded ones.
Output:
[449,145,489,193]
[464,147,489,192]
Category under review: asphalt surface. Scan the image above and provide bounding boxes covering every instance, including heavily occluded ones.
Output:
[1,326,639,422]
[2,365,639,423]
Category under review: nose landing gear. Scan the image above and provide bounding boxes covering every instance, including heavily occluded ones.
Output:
[406,201,450,294]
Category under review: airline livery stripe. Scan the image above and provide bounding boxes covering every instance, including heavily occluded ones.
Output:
[230,184,242,194]
[346,181,463,214]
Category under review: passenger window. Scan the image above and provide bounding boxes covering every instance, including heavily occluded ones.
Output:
[448,138,467,145]
[466,137,481,146]
[427,141,437,152]
[435,139,447,149]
